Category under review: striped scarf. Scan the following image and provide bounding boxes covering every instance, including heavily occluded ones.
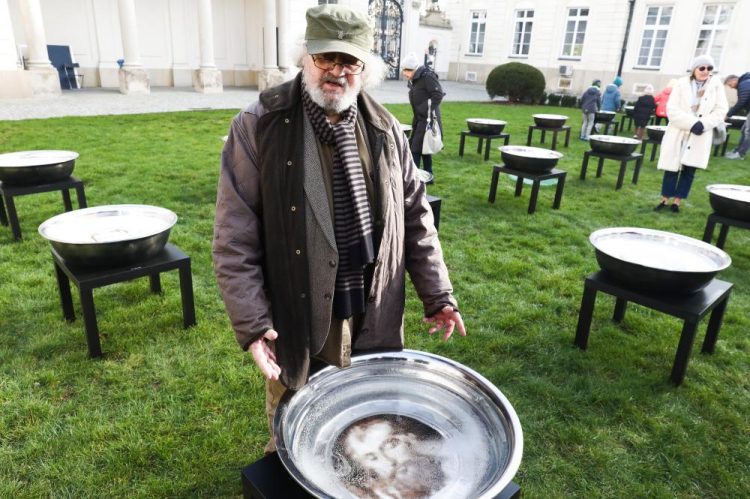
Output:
[691,78,707,114]
[301,86,375,319]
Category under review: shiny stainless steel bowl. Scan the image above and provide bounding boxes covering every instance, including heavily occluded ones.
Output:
[274,350,523,499]
[0,150,78,186]
[467,118,507,135]
[725,116,747,128]
[589,135,641,156]
[706,184,750,221]
[416,169,434,184]
[590,227,731,294]
[646,125,667,141]
[533,114,568,128]
[399,123,412,135]
[38,204,178,267]
[595,111,616,122]
[624,106,635,117]
[500,145,563,173]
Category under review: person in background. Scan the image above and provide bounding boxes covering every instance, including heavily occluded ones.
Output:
[723,72,750,160]
[402,52,445,183]
[213,4,465,455]
[633,84,656,140]
[654,79,677,126]
[601,76,623,112]
[579,79,602,141]
[654,55,728,213]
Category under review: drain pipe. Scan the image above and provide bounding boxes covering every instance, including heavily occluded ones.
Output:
[617,0,636,77]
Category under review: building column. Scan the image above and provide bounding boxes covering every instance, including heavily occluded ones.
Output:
[277,0,289,72]
[258,0,283,91]
[117,0,150,94]
[193,0,222,93]
[17,0,60,96]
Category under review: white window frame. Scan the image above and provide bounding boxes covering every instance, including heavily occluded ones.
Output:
[693,4,733,68]
[468,11,487,55]
[560,7,589,59]
[511,10,534,57]
[635,5,672,69]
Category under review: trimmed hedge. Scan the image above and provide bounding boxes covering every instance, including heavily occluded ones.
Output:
[486,62,546,103]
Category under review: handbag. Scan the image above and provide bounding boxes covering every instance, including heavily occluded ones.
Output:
[712,121,727,146]
[422,99,444,155]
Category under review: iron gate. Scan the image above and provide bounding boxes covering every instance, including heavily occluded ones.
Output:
[369,0,403,80]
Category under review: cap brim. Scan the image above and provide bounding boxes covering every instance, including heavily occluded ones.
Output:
[307,40,370,65]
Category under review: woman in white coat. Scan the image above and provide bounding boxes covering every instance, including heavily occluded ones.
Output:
[655,55,728,213]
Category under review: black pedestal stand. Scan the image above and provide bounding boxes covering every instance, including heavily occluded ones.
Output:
[579,150,643,190]
[526,125,571,150]
[702,212,750,249]
[488,164,567,214]
[640,138,661,162]
[459,131,511,161]
[575,271,732,386]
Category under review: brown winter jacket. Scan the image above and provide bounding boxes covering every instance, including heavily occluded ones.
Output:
[212,73,457,389]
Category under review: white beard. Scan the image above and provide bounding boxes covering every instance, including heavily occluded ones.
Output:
[303,70,360,114]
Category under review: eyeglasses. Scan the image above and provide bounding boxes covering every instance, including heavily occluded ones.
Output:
[311,55,365,75]
[698,66,714,72]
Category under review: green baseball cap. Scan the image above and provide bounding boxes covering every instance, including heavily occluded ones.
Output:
[305,5,373,63]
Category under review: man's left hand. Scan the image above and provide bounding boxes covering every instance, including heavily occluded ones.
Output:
[423,306,466,341]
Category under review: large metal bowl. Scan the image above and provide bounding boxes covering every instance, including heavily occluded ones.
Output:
[595,111,617,122]
[416,169,434,184]
[624,106,635,117]
[500,145,563,173]
[646,125,667,141]
[38,204,178,267]
[274,350,523,499]
[533,114,568,128]
[725,116,746,128]
[590,227,731,294]
[0,150,78,186]
[399,122,412,134]
[706,184,750,221]
[467,118,507,135]
[589,135,641,156]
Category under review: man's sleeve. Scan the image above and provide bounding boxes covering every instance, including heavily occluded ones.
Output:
[395,124,458,317]
[212,109,274,350]
[727,82,750,117]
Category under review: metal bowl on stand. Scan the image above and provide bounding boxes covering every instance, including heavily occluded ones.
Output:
[274,350,523,499]
[646,125,667,141]
[589,227,731,294]
[624,106,635,117]
[589,135,641,156]
[399,122,412,135]
[467,119,507,135]
[499,145,563,173]
[416,169,434,184]
[595,111,616,122]
[706,184,750,221]
[0,150,78,186]
[38,205,178,267]
[533,114,568,128]
[725,116,747,128]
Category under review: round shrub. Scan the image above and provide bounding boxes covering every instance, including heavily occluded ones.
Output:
[561,95,578,108]
[486,62,546,103]
[547,94,562,106]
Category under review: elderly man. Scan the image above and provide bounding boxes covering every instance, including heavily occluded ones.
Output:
[212,4,465,453]
[724,73,750,160]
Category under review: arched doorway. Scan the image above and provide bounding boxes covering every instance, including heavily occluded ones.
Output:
[426,40,438,70]
[368,0,403,80]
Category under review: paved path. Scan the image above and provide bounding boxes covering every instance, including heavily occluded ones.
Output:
[0,80,490,121]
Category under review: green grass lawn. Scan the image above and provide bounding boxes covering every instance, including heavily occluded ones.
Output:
[1,102,748,498]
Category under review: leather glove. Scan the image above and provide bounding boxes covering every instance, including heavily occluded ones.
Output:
[690,121,705,136]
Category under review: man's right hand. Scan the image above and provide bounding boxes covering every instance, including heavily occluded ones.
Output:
[250,329,281,380]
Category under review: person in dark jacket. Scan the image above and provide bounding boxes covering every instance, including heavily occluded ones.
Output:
[724,73,750,159]
[579,79,601,140]
[402,53,445,182]
[633,84,656,140]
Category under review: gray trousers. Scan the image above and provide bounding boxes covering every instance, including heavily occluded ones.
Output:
[581,113,595,138]
[733,118,750,158]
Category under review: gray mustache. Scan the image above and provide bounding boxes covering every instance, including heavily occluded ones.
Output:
[320,74,347,87]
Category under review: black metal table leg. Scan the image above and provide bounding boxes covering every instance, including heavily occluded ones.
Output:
[62,189,73,211]
[504,135,510,146]
[553,173,566,209]
[526,127,533,146]
[79,287,103,358]
[615,159,627,190]
[0,195,7,226]
[459,132,466,156]
[540,129,546,144]
[179,261,196,328]
[716,225,729,249]
[613,298,627,323]
[580,152,590,180]
[640,141,646,156]
[488,166,501,203]
[477,137,483,154]
[54,261,76,321]
[528,180,540,214]
[632,156,642,184]
[4,195,22,241]
[575,283,598,349]
[551,131,558,150]
[651,143,658,162]
[565,127,571,147]
[702,218,716,243]
[514,176,524,197]
[671,320,699,386]
[702,293,729,354]
[75,183,87,208]
[149,274,162,294]
[483,138,492,161]
[596,157,605,178]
